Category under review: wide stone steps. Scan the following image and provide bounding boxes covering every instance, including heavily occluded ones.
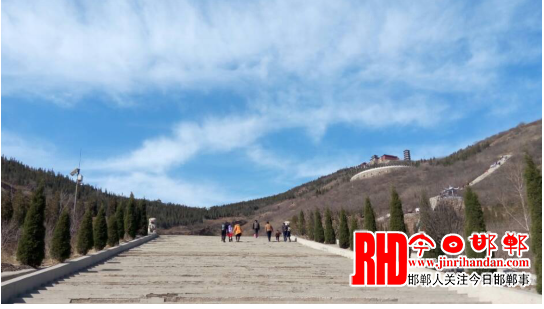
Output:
[14,235,485,304]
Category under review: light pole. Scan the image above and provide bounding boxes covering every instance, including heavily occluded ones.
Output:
[70,167,83,216]
[70,151,83,217]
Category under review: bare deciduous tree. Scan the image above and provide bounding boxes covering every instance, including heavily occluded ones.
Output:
[420,198,464,249]
[496,159,530,231]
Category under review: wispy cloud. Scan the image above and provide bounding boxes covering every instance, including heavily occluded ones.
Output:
[246,145,358,180]
[2,0,537,100]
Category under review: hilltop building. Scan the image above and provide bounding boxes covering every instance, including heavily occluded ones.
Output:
[378,154,400,163]
[369,154,402,165]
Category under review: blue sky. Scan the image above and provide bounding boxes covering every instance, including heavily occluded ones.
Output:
[1,0,542,206]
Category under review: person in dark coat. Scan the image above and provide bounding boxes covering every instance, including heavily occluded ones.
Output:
[221,222,228,242]
[252,220,260,238]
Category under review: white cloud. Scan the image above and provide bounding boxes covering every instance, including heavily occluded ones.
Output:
[88,91,446,176]
[87,172,240,207]
[246,145,358,180]
[2,0,536,100]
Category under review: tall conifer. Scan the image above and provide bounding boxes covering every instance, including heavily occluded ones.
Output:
[76,208,94,255]
[93,206,108,251]
[389,187,407,233]
[363,197,377,232]
[16,182,47,267]
[338,209,350,249]
[324,208,336,244]
[314,210,325,243]
[51,208,71,262]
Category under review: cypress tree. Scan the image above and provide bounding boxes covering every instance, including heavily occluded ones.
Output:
[349,215,358,251]
[107,215,119,247]
[93,206,108,251]
[16,182,47,267]
[115,201,125,240]
[139,199,148,236]
[389,187,407,233]
[1,190,13,222]
[124,193,137,239]
[524,154,542,294]
[338,209,350,249]
[363,197,377,232]
[324,208,336,244]
[76,208,94,255]
[298,210,306,236]
[50,208,71,262]
[463,187,486,273]
[314,210,325,243]
[307,210,315,240]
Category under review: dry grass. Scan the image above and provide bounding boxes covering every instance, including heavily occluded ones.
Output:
[199,120,542,239]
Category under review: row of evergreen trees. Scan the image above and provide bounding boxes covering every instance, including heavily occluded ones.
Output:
[291,193,381,251]
[14,182,148,267]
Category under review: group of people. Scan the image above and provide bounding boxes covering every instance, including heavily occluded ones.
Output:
[221,220,292,242]
[220,222,243,242]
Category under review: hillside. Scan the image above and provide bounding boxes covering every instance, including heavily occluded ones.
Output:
[171,120,542,238]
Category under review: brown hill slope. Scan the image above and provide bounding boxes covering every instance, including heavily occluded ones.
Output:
[172,120,541,237]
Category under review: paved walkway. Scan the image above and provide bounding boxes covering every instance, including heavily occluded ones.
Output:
[14,235,483,303]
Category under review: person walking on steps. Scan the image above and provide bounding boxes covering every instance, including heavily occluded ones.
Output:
[253,220,260,238]
[265,221,273,242]
[227,223,234,242]
[221,222,228,242]
[233,223,243,242]
[287,224,292,242]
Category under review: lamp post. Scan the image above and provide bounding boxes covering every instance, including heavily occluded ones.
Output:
[70,168,83,217]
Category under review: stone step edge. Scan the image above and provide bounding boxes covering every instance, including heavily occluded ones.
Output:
[1,233,159,304]
[296,237,541,304]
